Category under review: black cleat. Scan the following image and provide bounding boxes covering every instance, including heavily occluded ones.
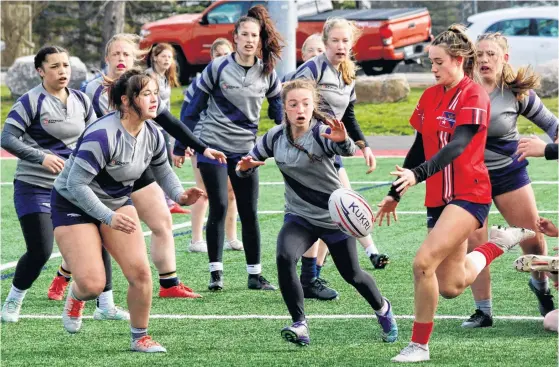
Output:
[248,274,277,290]
[370,253,390,269]
[529,279,555,316]
[208,270,223,291]
[461,309,493,328]
[303,278,339,300]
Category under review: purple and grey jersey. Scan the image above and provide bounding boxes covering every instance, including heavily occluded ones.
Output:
[486,87,558,175]
[4,84,95,189]
[247,119,356,229]
[54,112,183,224]
[179,53,283,154]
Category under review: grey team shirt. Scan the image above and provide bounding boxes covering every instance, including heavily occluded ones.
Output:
[247,119,356,229]
[146,67,171,111]
[293,53,356,120]
[185,53,282,153]
[486,87,558,171]
[5,84,95,189]
[54,112,182,224]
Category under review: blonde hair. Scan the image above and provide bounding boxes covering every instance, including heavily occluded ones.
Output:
[302,33,324,54]
[431,24,477,80]
[476,32,540,100]
[210,38,233,57]
[322,18,362,85]
[104,33,149,64]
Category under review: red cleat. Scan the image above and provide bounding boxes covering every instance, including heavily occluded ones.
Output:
[169,202,191,215]
[159,283,202,298]
[48,275,69,301]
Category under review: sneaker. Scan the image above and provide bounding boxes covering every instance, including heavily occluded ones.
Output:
[489,226,535,251]
[1,298,22,323]
[514,255,559,273]
[248,274,277,291]
[391,342,430,363]
[188,240,208,253]
[48,275,70,301]
[62,297,85,333]
[528,279,555,316]
[159,283,202,298]
[376,298,398,343]
[209,270,223,291]
[281,321,310,346]
[303,278,339,300]
[131,335,167,353]
[93,306,130,321]
[169,202,190,215]
[370,253,390,269]
[224,239,244,251]
[461,309,493,328]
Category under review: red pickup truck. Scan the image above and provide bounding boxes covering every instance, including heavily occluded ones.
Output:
[139,0,432,84]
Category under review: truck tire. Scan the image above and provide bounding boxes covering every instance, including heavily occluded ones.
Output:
[173,46,192,86]
[360,61,399,76]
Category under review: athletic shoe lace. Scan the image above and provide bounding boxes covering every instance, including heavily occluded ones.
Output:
[67,298,85,318]
[137,335,160,348]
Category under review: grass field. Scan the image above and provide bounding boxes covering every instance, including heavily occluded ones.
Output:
[2,83,557,136]
[1,157,557,366]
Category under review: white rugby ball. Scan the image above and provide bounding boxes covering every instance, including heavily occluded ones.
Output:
[328,188,374,238]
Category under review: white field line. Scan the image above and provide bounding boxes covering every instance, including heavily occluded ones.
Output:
[0,181,557,186]
[16,314,542,321]
[0,220,193,271]
[2,209,559,271]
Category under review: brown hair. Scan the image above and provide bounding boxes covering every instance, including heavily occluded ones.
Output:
[322,18,362,85]
[476,32,540,100]
[233,5,284,76]
[431,24,477,80]
[150,43,180,88]
[104,68,154,118]
[281,79,334,155]
[210,38,233,57]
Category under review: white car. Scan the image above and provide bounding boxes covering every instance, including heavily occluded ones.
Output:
[466,6,558,68]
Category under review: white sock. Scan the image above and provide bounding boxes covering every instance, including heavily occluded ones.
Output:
[96,290,115,310]
[247,264,262,275]
[209,262,223,272]
[360,235,379,256]
[466,251,487,276]
[375,298,390,316]
[364,245,378,257]
[7,285,27,303]
[131,326,148,340]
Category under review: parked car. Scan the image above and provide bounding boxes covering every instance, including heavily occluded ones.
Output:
[139,0,433,84]
[466,6,558,68]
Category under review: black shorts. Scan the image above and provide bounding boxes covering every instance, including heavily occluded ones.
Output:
[132,167,156,192]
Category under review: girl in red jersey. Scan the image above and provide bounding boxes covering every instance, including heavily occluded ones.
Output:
[375,24,535,363]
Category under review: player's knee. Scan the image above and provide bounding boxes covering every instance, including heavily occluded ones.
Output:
[413,256,436,281]
[79,277,105,299]
[126,264,152,289]
[439,285,462,299]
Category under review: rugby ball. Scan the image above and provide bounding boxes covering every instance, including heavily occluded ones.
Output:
[328,188,374,238]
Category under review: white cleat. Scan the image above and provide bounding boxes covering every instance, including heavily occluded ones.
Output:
[224,239,244,251]
[489,226,535,252]
[93,306,130,321]
[62,296,85,333]
[131,335,167,353]
[1,298,22,323]
[188,240,208,253]
[391,342,430,363]
[514,255,559,272]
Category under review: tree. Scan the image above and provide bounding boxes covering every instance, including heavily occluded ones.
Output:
[100,1,126,68]
[1,1,48,66]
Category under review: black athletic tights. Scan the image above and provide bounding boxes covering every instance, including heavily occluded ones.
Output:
[276,220,384,322]
[198,160,260,266]
[13,213,112,292]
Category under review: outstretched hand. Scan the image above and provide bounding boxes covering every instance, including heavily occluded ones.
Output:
[236,156,265,172]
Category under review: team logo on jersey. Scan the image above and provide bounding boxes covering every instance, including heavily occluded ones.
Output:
[436,111,456,128]
[110,159,129,166]
[43,118,63,125]
[41,202,51,208]
[221,82,241,90]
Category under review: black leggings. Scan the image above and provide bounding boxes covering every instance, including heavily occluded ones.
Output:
[13,213,112,292]
[162,130,173,165]
[198,160,260,266]
[276,220,384,322]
